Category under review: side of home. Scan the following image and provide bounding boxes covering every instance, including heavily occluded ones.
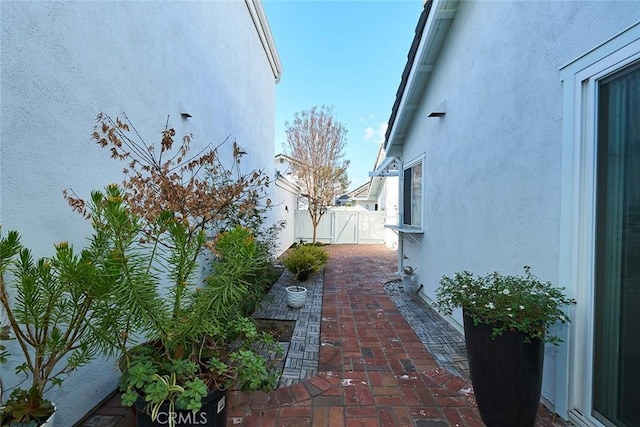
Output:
[377,0,640,425]
[0,1,281,424]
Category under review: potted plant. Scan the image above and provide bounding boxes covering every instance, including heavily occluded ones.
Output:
[434,266,576,427]
[0,230,121,426]
[65,113,281,427]
[115,221,281,427]
[282,244,327,308]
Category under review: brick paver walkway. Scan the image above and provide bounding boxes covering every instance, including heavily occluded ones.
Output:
[226,245,562,426]
[77,245,565,427]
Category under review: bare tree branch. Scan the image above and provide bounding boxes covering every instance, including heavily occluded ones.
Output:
[283,105,349,242]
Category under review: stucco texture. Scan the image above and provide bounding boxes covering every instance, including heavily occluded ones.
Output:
[398,0,640,409]
[1,1,278,424]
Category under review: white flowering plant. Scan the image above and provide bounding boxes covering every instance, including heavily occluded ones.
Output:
[435,266,576,345]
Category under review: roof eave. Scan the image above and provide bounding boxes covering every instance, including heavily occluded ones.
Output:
[246,0,284,83]
[383,0,458,157]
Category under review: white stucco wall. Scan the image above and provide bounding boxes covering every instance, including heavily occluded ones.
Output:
[268,175,299,257]
[396,0,640,411]
[1,1,279,424]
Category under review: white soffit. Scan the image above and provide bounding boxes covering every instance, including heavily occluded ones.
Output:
[385,0,458,157]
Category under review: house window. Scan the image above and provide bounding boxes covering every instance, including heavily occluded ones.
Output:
[403,160,422,227]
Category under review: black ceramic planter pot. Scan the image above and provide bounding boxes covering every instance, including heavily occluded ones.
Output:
[135,389,227,427]
[463,312,544,427]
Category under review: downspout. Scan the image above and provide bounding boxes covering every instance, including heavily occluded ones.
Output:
[395,158,405,276]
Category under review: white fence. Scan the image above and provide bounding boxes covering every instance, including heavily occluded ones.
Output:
[294,209,386,244]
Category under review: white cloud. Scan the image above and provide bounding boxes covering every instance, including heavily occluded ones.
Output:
[364,127,375,140]
[363,121,388,144]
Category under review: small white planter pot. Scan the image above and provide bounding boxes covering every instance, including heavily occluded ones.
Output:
[286,286,307,308]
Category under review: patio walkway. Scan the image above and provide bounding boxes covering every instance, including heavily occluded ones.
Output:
[76,244,565,427]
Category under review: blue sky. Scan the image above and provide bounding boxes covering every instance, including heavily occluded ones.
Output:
[263,0,424,192]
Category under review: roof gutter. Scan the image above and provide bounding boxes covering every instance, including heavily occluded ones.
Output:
[383,0,458,158]
[246,0,284,83]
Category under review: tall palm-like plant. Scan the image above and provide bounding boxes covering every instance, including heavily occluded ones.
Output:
[0,227,142,425]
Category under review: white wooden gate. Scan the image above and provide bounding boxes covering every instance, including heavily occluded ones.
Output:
[294,209,385,244]
[333,211,358,244]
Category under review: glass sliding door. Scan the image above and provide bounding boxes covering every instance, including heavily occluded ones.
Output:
[593,63,640,427]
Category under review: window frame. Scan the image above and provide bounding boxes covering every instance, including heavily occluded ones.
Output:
[402,156,425,230]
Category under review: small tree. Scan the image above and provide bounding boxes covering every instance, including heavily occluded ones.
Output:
[284,105,349,243]
[64,112,275,350]
[62,113,283,417]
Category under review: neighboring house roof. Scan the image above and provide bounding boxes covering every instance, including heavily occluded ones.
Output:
[383,0,458,158]
[275,153,344,204]
[275,153,300,180]
[274,171,301,193]
[336,181,379,206]
[346,181,371,199]
[275,153,296,163]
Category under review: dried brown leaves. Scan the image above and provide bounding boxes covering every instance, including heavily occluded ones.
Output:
[66,113,269,235]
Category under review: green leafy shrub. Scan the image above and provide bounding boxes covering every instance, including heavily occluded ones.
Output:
[63,114,284,426]
[301,244,329,265]
[282,245,328,281]
[435,266,576,344]
[210,226,275,315]
[0,387,55,426]
[79,186,284,418]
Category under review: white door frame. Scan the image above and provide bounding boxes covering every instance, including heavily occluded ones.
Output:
[559,23,640,427]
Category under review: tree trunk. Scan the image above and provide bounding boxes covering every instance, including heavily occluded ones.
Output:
[309,209,319,243]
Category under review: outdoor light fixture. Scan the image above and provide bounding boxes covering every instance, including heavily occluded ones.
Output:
[428,100,446,117]
[181,112,192,118]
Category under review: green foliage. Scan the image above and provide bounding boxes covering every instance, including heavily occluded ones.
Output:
[231,349,279,391]
[299,244,329,265]
[118,316,281,413]
[0,387,55,426]
[0,225,134,418]
[0,325,10,364]
[282,244,329,281]
[209,226,278,315]
[435,266,576,344]
[1,113,285,426]
[78,188,283,419]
